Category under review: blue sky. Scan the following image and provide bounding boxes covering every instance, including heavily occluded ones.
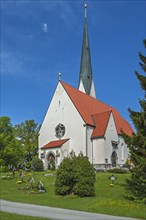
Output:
[1,0,146,128]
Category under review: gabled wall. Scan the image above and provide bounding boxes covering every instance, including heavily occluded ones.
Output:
[92,138,105,166]
[92,112,129,169]
[104,112,118,165]
[104,112,129,166]
[39,82,87,165]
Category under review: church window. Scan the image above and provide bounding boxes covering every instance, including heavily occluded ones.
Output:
[55,123,65,139]
[111,141,118,149]
[111,151,118,167]
[41,153,45,159]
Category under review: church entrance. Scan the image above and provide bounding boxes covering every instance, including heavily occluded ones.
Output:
[47,153,55,170]
[111,151,118,167]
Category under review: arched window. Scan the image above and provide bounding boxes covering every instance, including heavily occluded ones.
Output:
[111,151,118,167]
[47,152,55,170]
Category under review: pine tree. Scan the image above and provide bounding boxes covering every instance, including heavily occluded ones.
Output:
[124,40,146,202]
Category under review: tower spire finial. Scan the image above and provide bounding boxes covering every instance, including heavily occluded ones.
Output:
[84,0,87,18]
[78,1,96,98]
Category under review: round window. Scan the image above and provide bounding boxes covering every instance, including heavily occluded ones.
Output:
[55,123,65,139]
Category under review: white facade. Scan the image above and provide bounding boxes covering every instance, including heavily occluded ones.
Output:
[39,82,86,169]
[39,82,130,170]
[92,113,129,169]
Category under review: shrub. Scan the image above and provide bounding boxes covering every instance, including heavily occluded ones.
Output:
[0,159,5,166]
[55,157,76,195]
[32,158,44,171]
[55,153,95,197]
[73,156,95,196]
[26,161,32,169]
[107,168,128,174]
[0,166,9,172]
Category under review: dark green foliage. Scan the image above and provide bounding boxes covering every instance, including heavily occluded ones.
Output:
[0,166,9,172]
[73,156,95,196]
[14,120,39,161]
[0,116,25,166]
[32,158,44,172]
[55,157,76,195]
[123,40,146,202]
[55,153,95,197]
[107,168,128,174]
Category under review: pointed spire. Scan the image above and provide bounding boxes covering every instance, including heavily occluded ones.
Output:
[78,2,96,98]
[84,0,87,18]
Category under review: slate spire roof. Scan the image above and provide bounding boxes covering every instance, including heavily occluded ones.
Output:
[78,6,93,96]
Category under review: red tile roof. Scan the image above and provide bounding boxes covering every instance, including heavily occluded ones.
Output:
[41,138,69,149]
[61,81,133,136]
[91,111,111,138]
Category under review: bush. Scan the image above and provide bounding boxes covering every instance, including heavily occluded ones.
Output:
[26,161,32,169]
[0,166,9,172]
[107,168,128,174]
[55,157,75,195]
[0,159,5,166]
[32,158,44,171]
[73,156,96,196]
[55,153,95,197]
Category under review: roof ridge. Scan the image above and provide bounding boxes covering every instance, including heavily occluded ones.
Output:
[91,110,112,117]
[60,81,133,136]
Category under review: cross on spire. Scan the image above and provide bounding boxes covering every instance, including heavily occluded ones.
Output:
[84,0,87,18]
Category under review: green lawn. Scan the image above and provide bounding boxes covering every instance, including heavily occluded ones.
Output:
[0,171,146,219]
[0,211,52,220]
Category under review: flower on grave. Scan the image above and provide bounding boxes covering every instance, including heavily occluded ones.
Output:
[16,181,22,184]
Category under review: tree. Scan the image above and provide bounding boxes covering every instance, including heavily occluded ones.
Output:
[55,152,96,197]
[123,40,146,202]
[0,116,24,167]
[14,120,39,161]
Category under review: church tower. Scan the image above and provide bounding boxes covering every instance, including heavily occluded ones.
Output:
[78,3,96,98]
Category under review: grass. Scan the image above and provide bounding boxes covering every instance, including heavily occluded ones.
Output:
[0,211,52,220]
[0,171,146,219]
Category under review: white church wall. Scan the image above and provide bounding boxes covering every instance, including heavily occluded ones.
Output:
[60,141,70,161]
[104,113,118,165]
[39,82,86,164]
[104,113,129,167]
[86,125,94,163]
[117,135,129,165]
[92,138,105,165]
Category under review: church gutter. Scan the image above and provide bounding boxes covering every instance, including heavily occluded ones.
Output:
[83,123,88,157]
[86,125,88,157]
[91,139,93,164]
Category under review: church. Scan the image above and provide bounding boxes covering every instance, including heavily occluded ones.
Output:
[38,4,133,170]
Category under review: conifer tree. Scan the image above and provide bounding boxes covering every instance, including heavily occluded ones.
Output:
[55,152,95,197]
[124,40,146,202]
